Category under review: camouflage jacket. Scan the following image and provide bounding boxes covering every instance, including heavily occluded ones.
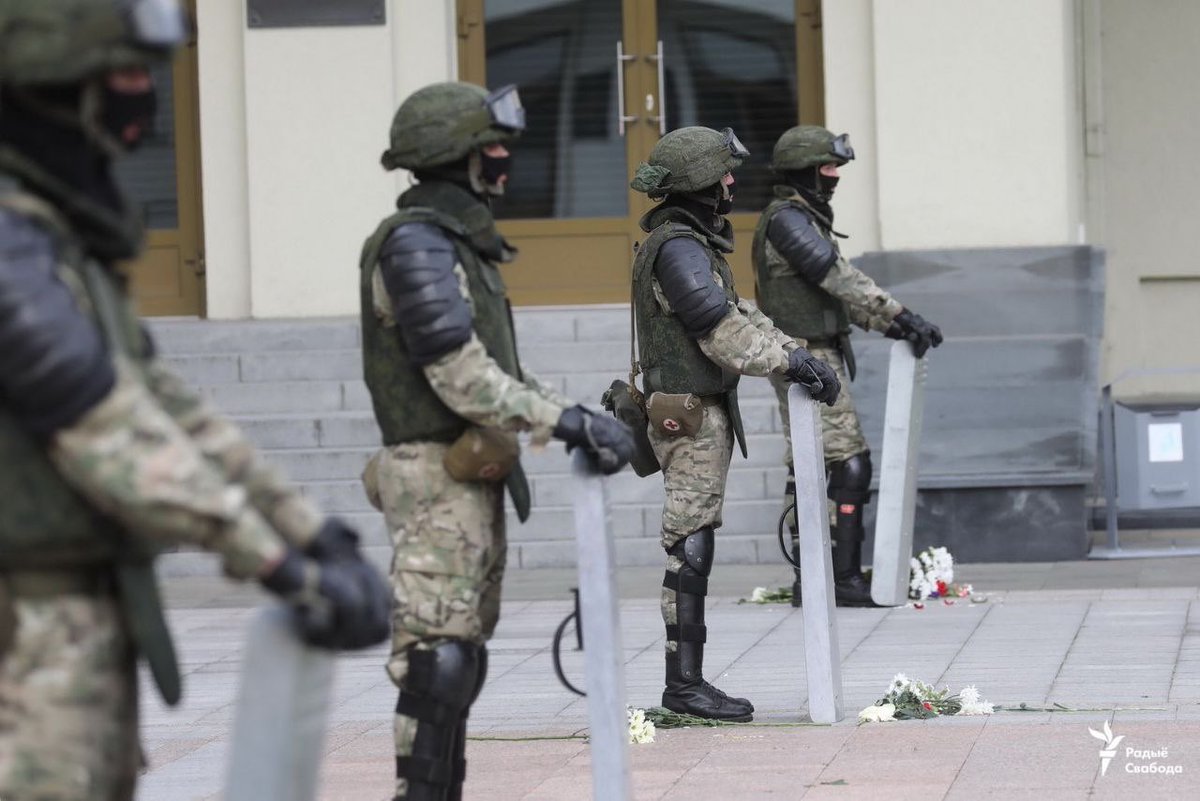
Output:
[633,203,798,458]
[361,181,569,521]
[754,186,902,338]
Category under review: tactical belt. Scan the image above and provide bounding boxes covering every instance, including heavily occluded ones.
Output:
[1,568,115,598]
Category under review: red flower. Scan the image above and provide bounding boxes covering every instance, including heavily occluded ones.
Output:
[922,702,933,711]
[936,580,948,595]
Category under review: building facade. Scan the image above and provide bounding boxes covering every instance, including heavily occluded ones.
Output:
[125,1,1200,561]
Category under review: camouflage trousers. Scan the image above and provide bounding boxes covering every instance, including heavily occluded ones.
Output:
[648,402,733,652]
[0,590,140,801]
[770,343,868,468]
[365,442,506,798]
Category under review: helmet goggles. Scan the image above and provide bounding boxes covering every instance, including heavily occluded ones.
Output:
[830,133,855,163]
[127,0,189,48]
[450,83,526,143]
[722,127,750,158]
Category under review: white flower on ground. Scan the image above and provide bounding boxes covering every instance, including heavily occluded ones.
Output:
[887,673,910,695]
[627,707,656,744]
[858,702,897,723]
[959,700,995,716]
[750,586,768,603]
[957,685,994,715]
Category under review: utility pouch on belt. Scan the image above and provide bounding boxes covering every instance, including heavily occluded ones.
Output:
[601,379,660,477]
[647,392,703,438]
[361,450,384,511]
[443,427,519,483]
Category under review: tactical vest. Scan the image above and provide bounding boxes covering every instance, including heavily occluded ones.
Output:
[0,182,181,706]
[633,205,747,457]
[752,190,850,343]
[0,190,146,566]
[359,181,531,519]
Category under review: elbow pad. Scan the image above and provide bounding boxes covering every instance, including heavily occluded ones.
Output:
[767,207,838,284]
[655,237,730,338]
[378,222,474,366]
[0,210,116,436]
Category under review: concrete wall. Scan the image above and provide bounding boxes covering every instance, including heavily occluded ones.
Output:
[1091,0,1200,398]
[196,0,457,319]
[823,0,1084,256]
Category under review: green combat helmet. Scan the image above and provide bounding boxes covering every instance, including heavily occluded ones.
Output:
[381,82,525,171]
[0,0,187,85]
[631,126,749,198]
[771,125,855,172]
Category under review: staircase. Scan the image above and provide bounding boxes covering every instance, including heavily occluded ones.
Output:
[149,306,792,569]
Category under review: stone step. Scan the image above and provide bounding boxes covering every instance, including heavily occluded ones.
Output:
[148,317,360,354]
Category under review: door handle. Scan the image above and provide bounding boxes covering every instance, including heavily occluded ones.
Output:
[645,40,666,135]
[615,41,638,136]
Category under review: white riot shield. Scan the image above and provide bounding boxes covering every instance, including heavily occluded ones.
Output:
[788,384,844,724]
[225,605,335,801]
[570,449,632,801]
[871,341,928,607]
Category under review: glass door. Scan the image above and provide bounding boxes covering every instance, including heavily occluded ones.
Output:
[116,2,205,317]
[457,0,823,304]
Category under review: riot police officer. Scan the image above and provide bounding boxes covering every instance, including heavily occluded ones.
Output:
[0,2,391,798]
[361,81,634,801]
[629,126,840,721]
[752,125,943,607]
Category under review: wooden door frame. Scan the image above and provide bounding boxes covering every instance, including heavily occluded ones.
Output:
[453,0,825,304]
[128,0,204,317]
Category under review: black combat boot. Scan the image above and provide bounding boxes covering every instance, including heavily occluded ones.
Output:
[831,530,878,607]
[827,453,883,608]
[660,528,754,721]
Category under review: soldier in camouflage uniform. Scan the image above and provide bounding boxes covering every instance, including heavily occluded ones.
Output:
[0,2,391,799]
[629,126,840,721]
[752,125,943,607]
[361,81,634,801]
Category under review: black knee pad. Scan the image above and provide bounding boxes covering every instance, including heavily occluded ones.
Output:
[670,526,715,578]
[663,526,715,597]
[469,646,488,707]
[827,452,872,507]
[397,641,482,724]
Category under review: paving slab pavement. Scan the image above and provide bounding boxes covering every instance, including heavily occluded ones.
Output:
[137,556,1200,800]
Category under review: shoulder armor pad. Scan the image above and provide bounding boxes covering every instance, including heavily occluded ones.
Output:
[767,206,837,284]
[0,208,115,435]
[378,221,473,366]
[655,235,729,339]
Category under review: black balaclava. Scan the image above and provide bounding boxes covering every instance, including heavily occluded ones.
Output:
[99,82,158,152]
[0,85,123,214]
[413,156,476,194]
[479,150,512,189]
[786,166,838,218]
[665,179,732,233]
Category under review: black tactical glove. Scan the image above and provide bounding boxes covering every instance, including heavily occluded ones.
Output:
[260,518,391,651]
[885,308,943,358]
[785,348,841,407]
[553,404,635,475]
